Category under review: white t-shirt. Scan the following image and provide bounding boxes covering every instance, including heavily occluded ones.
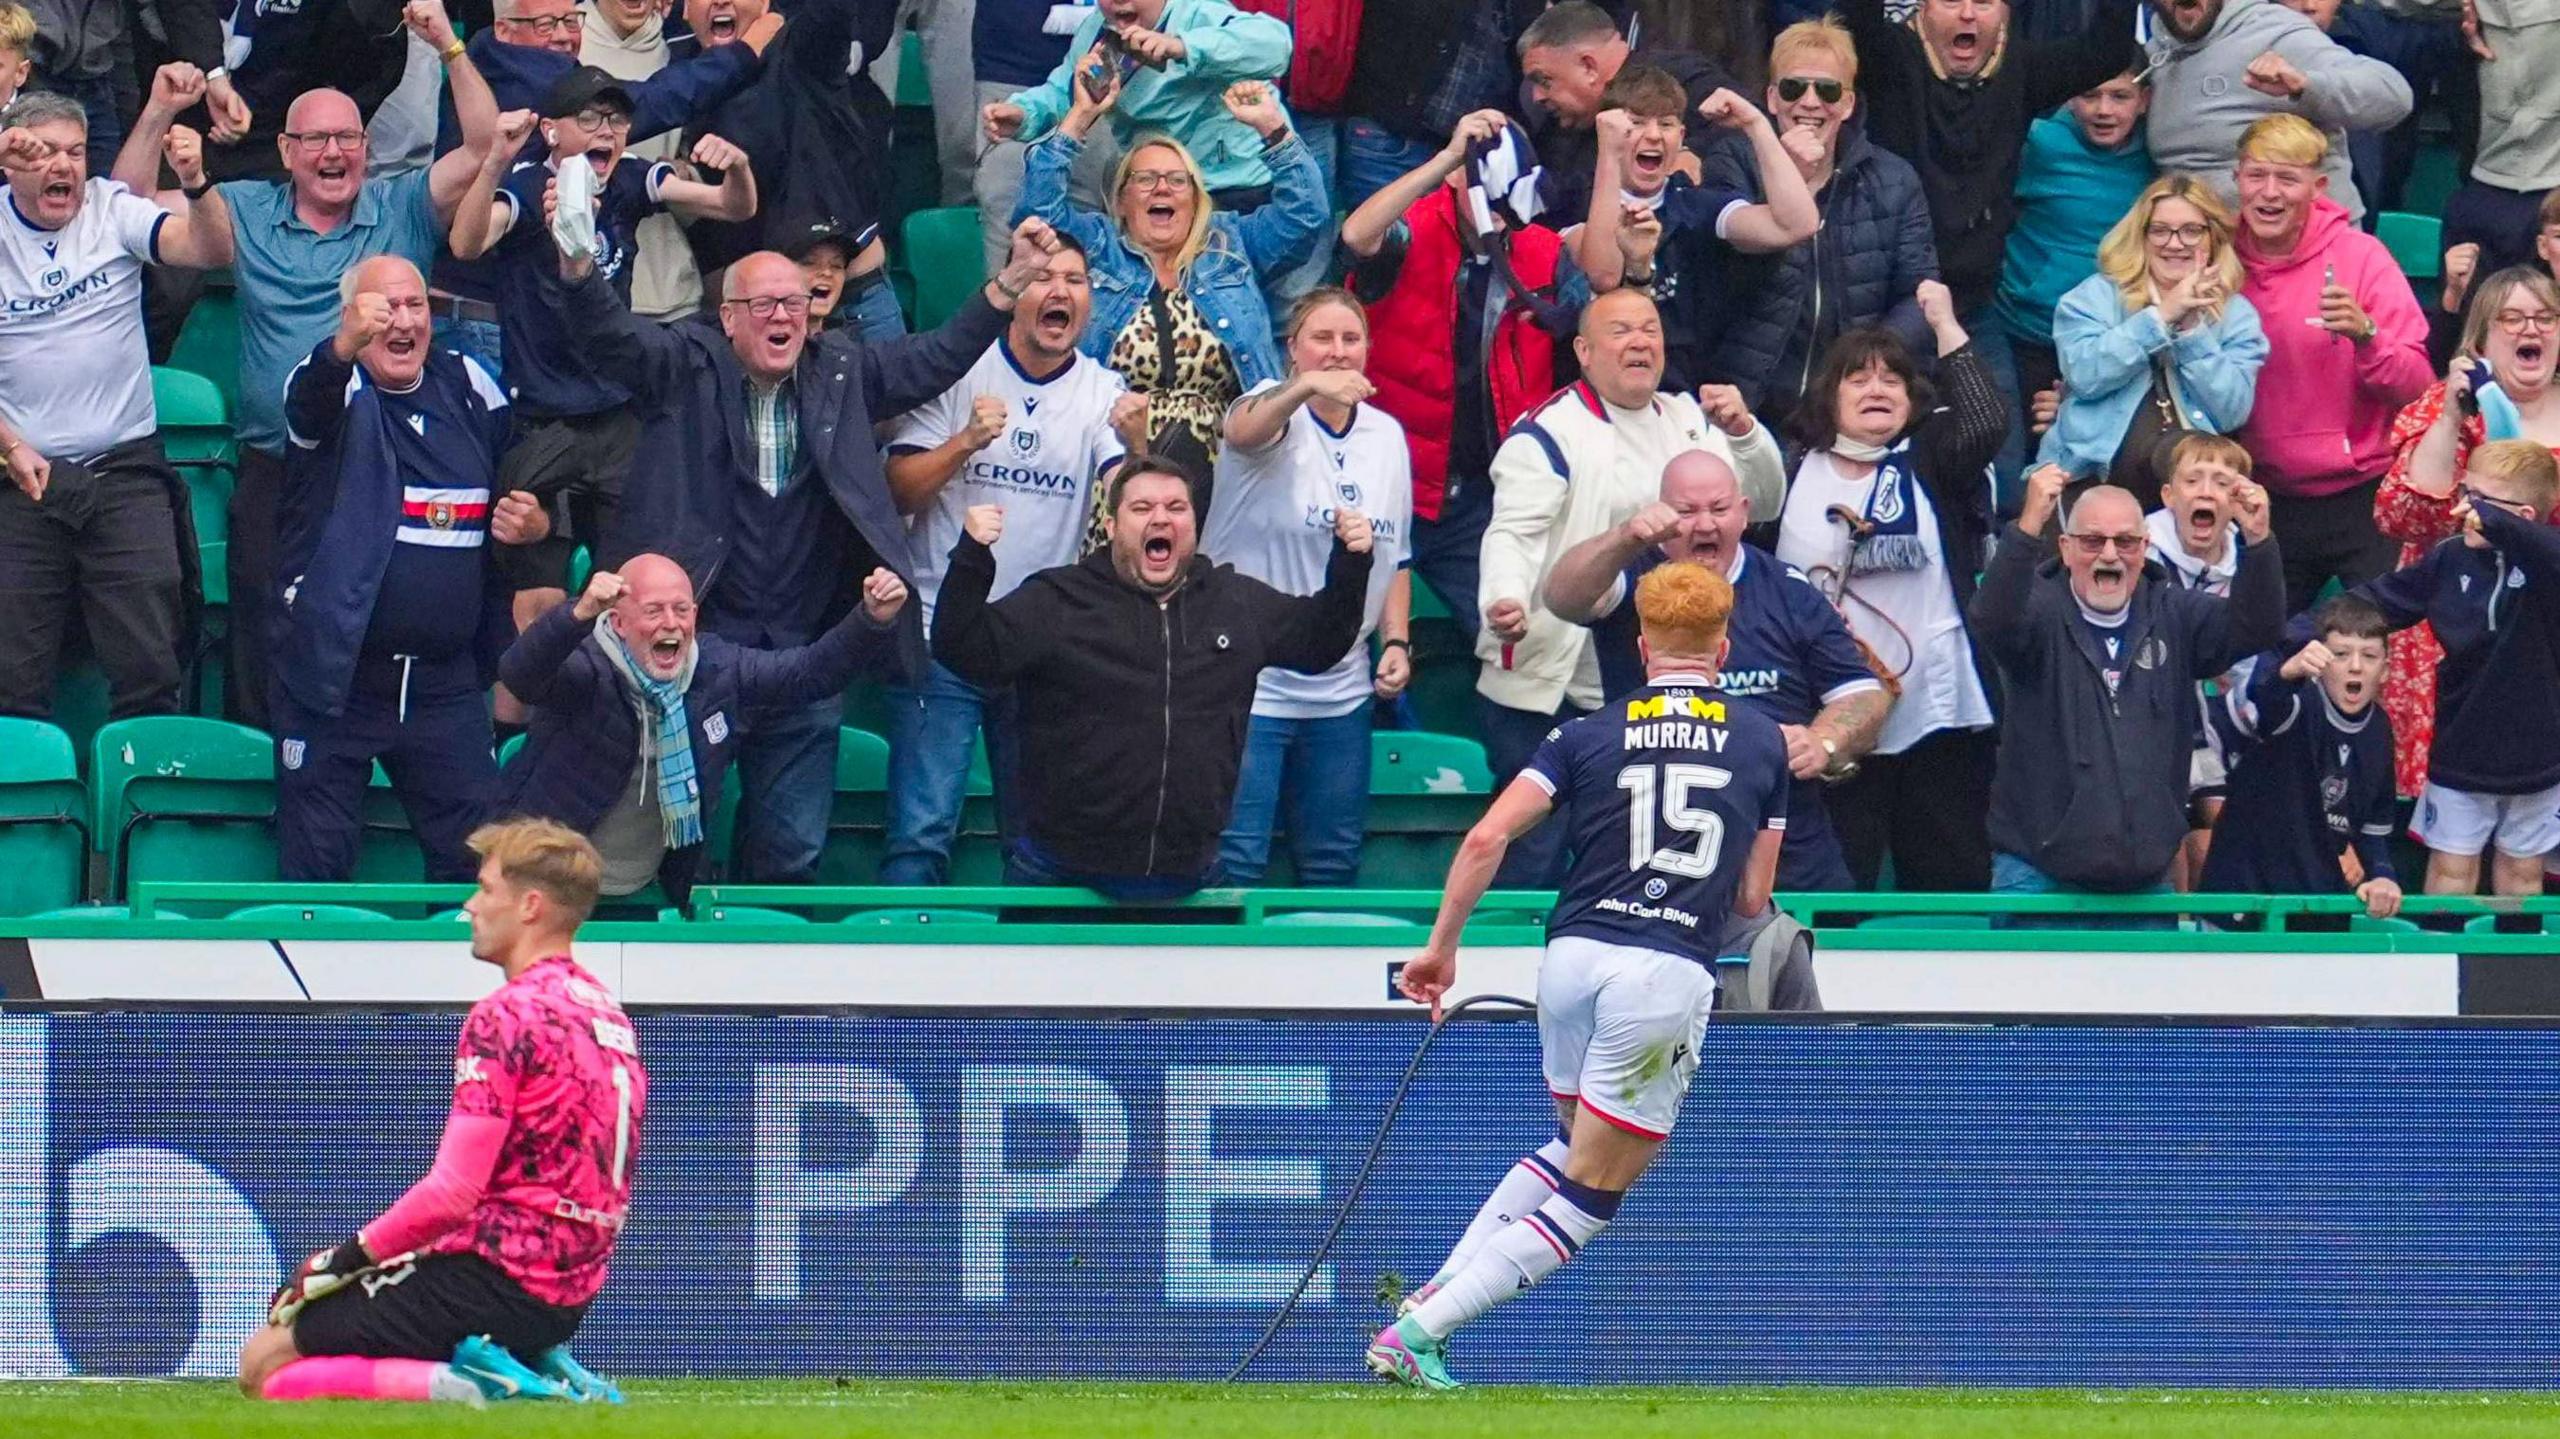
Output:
[0,180,165,460]
[1776,450,1993,757]
[890,339,1128,627]
[1203,380,1414,718]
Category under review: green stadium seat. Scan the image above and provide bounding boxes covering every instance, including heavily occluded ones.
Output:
[568,545,593,595]
[1263,910,1426,929]
[895,29,932,108]
[92,716,277,898]
[815,727,894,884]
[2376,211,2442,281]
[2463,912,2553,934]
[2346,915,2423,934]
[498,732,526,768]
[166,284,241,415]
[226,903,395,923]
[0,718,91,916]
[50,661,111,760]
[1364,730,1493,886]
[691,904,811,924]
[844,907,1000,926]
[902,207,985,332]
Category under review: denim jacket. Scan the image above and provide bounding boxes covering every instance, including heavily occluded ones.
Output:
[2038,271,2269,478]
[1012,127,1327,393]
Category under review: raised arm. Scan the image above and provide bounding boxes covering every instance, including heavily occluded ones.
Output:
[1217,83,1327,277]
[415,0,501,222]
[1343,112,1494,260]
[932,508,1057,686]
[1912,287,2010,485]
[2273,26,2415,134]
[1702,92,1819,253]
[2377,381,2466,544]
[560,248,696,404]
[1257,515,1379,674]
[734,570,910,705]
[627,20,771,142]
[2195,492,2284,673]
[1542,507,1662,622]
[1971,465,2067,670]
[660,135,758,224]
[497,575,614,706]
[853,220,1057,421]
[446,110,535,262]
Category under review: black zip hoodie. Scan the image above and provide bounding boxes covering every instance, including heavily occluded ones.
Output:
[932,532,1373,881]
[1971,522,2284,889]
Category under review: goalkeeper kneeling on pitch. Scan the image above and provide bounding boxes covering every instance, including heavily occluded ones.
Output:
[239,819,647,1406]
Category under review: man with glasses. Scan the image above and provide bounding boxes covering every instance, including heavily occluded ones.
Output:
[560,218,1065,883]
[113,1,501,730]
[0,90,233,725]
[1970,464,2283,901]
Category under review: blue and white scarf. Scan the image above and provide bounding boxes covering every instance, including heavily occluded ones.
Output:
[595,616,704,851]
[1831,436,1931,575]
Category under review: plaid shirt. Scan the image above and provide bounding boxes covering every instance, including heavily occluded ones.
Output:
[1420,0,1516,137]
[745,377,798,497]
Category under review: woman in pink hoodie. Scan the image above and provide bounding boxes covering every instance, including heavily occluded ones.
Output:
[2230,115,2433,614]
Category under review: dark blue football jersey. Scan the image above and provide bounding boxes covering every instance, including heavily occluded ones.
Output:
[1522,674,1792,957]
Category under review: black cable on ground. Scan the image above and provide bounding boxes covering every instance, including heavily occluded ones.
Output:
[1223,992,1537,1383]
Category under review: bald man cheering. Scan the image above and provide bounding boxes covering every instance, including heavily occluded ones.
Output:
[558,217,1063,883]
[273,255,547,882]
[496,553,908,902]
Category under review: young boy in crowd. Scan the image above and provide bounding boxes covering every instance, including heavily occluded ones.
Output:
[0,5,31,111]
[2145,434,2266,885]
[2000,67,2153,508]
[2313,439,2560,898]
[2201,594,2401,920]
[1571,63,1819,390]
[449,67,757,727]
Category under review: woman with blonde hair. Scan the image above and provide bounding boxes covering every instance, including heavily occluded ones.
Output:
[2039,174,2269,507]
[2374,265,2560,800]
[1014,59,1326,543]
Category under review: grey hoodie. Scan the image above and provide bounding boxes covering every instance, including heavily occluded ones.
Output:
[2144,0,2412,221]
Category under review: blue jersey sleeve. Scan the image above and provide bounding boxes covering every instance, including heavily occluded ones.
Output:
[1522,724,1574,799]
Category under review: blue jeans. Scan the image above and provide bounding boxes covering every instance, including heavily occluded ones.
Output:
[1990,851,2176,930]
[1340,118,1439,208]
[881,658,1014,886]
[731,694,839,883]
[844,275,909,341]
[1219,708,1373,885]
[432,315,504,378]
[1480,694,1591,889]
[1410,473,1492,644]
[1962,300,2027,516]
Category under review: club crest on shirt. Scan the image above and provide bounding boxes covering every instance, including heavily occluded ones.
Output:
[1337,479,1361,507]
[2321,775,2350,812]
[2134,637,2167,670]
[704,712,729,744]
[280,739,305,771]
[1011,427,1040,459]
[39,267,65,290]
[427,501,456,529]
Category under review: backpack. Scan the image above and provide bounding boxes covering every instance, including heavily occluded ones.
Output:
[1229,0,1365,114]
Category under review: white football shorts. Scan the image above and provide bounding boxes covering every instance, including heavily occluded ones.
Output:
[2418,779,2560,860]
[1537,935,1716,1141]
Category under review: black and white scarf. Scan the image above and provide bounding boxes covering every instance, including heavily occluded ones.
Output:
[1831,437,1931,574]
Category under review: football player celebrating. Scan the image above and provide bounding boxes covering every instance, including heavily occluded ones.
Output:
[240,818,647,1406]
[1371,562,1789,1391]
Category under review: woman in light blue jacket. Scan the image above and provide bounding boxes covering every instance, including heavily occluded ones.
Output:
[1014,62,1325,536]
[2041,174,2268,501]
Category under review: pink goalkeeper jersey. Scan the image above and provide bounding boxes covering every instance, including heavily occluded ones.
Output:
[428,955,647,1307]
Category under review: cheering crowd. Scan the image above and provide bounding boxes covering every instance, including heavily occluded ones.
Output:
[2,0,2556,916]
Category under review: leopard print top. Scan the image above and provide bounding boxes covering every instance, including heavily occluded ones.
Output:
[1090,282,1240,553]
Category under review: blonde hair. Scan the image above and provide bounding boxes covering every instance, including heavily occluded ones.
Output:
[2458,266,2560,362]
[1770,16,1858,89]
[2169,432,2251,480]
[1634,561,1735,658]
[1112,134,1216,275]
[2468,438,2560,512]
[0,4,35,55]
[2237,113,2327,168]
[468,819,603,928]
[2097,175,2243,322]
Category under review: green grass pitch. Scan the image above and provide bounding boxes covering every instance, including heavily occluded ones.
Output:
[11,1382,2560,1437]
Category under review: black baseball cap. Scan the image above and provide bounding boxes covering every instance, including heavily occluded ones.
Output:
[782,217,880,261]
[539,67,636,121]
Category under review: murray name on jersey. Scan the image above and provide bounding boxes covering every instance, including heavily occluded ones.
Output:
[1526,680,1790,958]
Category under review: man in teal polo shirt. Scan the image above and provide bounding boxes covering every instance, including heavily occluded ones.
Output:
[111,0,502,729]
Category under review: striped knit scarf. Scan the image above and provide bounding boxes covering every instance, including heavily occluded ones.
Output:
[1829,437,1932,574]
[595,615,704,850]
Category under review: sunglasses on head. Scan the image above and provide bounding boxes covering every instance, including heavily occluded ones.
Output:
[1775,76,1846,104]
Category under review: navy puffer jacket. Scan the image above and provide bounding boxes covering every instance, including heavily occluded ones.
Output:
[1699,122,1940,416]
